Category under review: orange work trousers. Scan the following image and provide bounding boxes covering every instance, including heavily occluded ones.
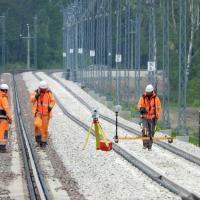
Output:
[34,114,50,143]
[0,119,9,145]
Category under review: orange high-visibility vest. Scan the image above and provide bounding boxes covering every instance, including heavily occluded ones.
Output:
[0,91,11,119]
[138,92,161,119]
[30,89,55,116]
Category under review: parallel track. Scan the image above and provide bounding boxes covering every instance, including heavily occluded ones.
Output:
[13,74,51,200]
[34,72,200,200]
[50,73,200,167]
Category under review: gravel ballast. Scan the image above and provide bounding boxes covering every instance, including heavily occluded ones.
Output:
[35,71,200,197]
[22,71,181,199]
[53,72,200,159]
[16,74,83,200]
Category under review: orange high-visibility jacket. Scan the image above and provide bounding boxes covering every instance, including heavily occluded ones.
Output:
[30,89,55,116]
[0,91,12,120]
[138,92,161,119]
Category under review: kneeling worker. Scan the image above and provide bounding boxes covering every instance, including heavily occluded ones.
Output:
[30,81,55,147]
[0,84,12,150]
[138,84,161,150]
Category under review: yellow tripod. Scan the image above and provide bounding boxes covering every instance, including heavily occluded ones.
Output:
[83,116,109,150]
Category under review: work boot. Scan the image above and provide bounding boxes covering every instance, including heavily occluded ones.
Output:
[0,145,6,152]
[35,135,41,143]
[40,142,47,148]
[148,148,152,151]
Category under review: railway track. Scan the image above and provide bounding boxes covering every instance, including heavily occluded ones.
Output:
[12,74,51,200]
[33,72,200,200]
[50,73,200,167]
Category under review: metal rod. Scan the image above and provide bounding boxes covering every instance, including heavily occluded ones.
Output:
[27,24,30,70]
[34,15,38,69]
[0,15,5,70]
[199,111,200,147]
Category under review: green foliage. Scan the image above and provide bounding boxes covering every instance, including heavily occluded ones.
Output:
[189,136,198,145]
[0,0,200,108]
[187,76,200,107]
[0,0,69,68]
[171,131,177,137]
[4,63,27,71]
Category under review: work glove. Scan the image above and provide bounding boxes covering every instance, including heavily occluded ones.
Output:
[35,90,40,100]
[7,116,12,124]
[48,106,52,112]
[140,107,146,115]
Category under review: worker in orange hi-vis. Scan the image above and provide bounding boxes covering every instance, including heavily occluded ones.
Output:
[138,84,161,151]
[30,81,55,147]
[0,84,12,151]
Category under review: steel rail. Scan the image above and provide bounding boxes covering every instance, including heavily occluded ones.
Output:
[33,72,199,200]
[12,74,51,200]
[49,73,200,167]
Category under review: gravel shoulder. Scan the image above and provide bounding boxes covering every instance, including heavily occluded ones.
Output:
[22,71,182,199]
[34,71,200,197]
[16,73,83,200]
[53,72,200,159]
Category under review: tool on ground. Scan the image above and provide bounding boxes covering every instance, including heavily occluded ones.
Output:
[83,108,112,151]
[114,120,175,143]
[116,136,176,141]
[113,105,121,143]
[139,122,175,143]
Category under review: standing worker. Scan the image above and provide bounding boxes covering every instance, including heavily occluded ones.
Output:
[30,81,55,147]
[138,84,161,151]
[0,84,12,151]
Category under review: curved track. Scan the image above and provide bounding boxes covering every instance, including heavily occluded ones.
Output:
[33,72,200,200]
[13,74,51,200]
[50,73,200,167]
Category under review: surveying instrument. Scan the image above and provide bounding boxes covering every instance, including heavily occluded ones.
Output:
[113,105,175,143]
[83,108,112,151]
[113,105,121,143]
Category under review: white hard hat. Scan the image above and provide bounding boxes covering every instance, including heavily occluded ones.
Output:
[0,84,9,90]
[145,84,154,92]
[39,81,48,89]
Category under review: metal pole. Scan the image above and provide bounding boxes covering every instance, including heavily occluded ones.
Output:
[148,0,157,86]
[75,21,78,81]
[27,24,30,70]
[199,111,200,146]
[178,0,187,135]
[2,15,5,69]
[124,1,128,107]
[127,0,131,109]
[115,111,119,143]
[95,0,99,92]
[80,2,83,84]
[107,0,112,100]
[135,0,141,105]
[34,15,38,69]
[63,10,67,78]
[115,0,121,105]
[0,15,5,70]
[162,0,170,128]
[100,3,103,94]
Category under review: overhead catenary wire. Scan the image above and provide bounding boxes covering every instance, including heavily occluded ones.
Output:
[62,0,190,134]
